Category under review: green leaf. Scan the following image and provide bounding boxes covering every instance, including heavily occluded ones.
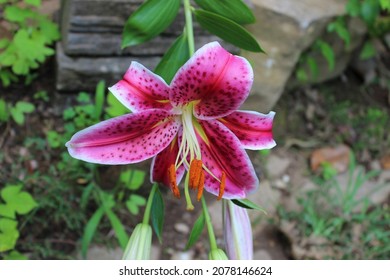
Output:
[0,99,9,122]
[194,9,263,52]
[154,33,190,83]
[380,0,390,10]
[126,194,147,215]
[0,39,10,49]
[231,198,267,213]
[129,194,147,206]
[0,204,15,219]
[0,218,19,252]
[120,169,146,190]
[4,250,28,260]
[359,40,377,60]
[94,80,105,121]
[307,57,319,79]
[346,0,361,16]
[327,19,351,47]
[80,183,95,210]
[4,6,32,23]
[81,206,105,258]
[194,0,255,24]
[105,92,129,118]
[46,130,62,148]
[122,0,180,48]
[185,211,205,250]
[151,187,164,243]
[316,40,335,71]
[24,0,41,7]
[77,92,91,103]
[361,0,380,26]
[0,184,38,216]
[10,107,24,125]
[105,209,129,250]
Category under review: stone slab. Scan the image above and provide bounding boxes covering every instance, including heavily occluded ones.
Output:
[242,0,349,112]
[56,42,160,91]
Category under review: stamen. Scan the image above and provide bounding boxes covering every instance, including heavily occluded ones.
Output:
[168,164,180,198]
[217,171,226,200]
[196,171,205,201]
[189,159,202,189]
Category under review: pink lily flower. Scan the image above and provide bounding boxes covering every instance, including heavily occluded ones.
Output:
[66,42,275,201]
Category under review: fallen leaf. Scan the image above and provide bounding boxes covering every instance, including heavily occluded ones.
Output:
[310,144,351,173]
[380,155,390,170]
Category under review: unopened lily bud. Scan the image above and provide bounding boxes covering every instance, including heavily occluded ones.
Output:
[208,248,228,260]
[122,223,152,260]
[223,200,253,260]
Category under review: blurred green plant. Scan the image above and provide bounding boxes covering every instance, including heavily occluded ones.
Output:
[0,98,35,125]
[296,0,390,82]
[278,153,389,259]
[42,81,145,258]
[0,183,37,260]
[0,0,60,87]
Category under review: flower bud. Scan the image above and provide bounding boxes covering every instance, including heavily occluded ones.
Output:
[223,200,253,260]
[208,248,228,260]
[122,223,152,260]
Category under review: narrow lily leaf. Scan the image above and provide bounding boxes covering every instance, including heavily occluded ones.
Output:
[194,0,255,24]
[94,80,105,121]
[231,199,267,214]
[185,211,205,250]
[122,0,180,48]
[151,186,164,243]
[154,33,190,84]
[80,183,95,210]
[105,208,129,250]
[81,206,104,258]
[194,9,263,53]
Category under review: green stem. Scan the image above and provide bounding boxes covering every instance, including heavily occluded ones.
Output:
[183,0,195,56]
[201,196,218,250]
[184,173,195,211]
[142,183,158,225]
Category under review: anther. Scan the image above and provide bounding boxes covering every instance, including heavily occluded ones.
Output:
[168,164,180,198]
[217,171,226,200]
[189,159,202,189]
[196,172,205,201]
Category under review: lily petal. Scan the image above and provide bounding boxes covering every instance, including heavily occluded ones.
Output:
[196,119,259,199]
[66,109,180,164]
[170,42,253,119]
[109,62,172,112]
[220,110,276,150]
[151,135,185,190]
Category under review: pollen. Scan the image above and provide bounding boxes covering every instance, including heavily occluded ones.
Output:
[217,171,226,200]
[168,164,180,198]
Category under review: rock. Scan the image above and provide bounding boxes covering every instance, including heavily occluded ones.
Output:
[174,223,190,234]
[253,249,272,260]
[292,17,366,85]
[266,154,291,178]
[81,245,123,260]
[55,43,160,91]
[242,0,348,112]
[170,251,194,260]
[248,180,281,221]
